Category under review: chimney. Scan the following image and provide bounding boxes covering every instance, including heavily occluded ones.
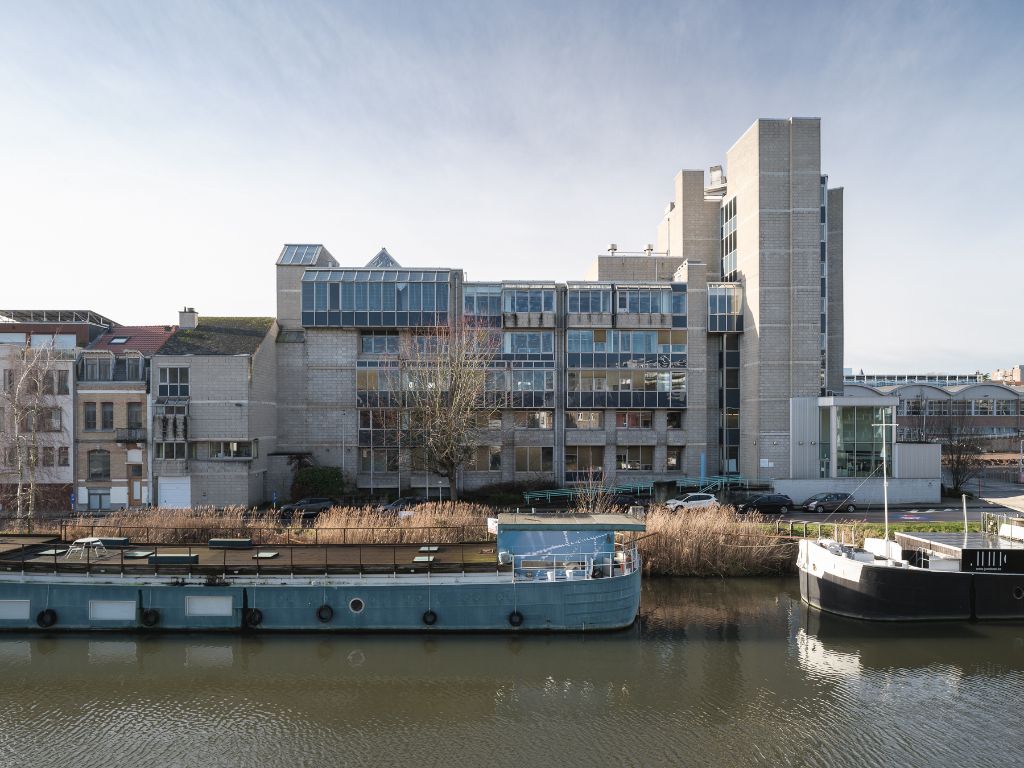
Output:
[179,307,198,329]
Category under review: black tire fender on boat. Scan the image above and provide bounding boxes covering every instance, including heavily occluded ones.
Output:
[316,604,334,623]
[245,608,263,627]
[591,566,604,579]
[508,610,524,627]
[422,610,437,626]
[36,608,57,628]
[141,608,160,627]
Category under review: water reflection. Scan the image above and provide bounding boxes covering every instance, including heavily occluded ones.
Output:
[1,579,1022,768]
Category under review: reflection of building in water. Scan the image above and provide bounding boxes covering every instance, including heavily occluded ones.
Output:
[795,628,861,678]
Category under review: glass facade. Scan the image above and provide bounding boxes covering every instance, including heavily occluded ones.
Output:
[502,288,555,313]
[615,287,673,314]
[721,197,737,280]
[835,406,892,478]
[567,288,611,313]
[301,269,451,327]
[707,284,743,333]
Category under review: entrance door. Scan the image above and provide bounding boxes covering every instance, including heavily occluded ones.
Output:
[127,465,143,506]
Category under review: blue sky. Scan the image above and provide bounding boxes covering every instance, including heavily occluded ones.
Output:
[1,1,1021,371]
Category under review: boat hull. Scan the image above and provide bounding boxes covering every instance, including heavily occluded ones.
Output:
[0,569,641,633]
[798,540,1024,621]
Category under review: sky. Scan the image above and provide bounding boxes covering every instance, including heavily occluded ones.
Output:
[1,0,1021,372]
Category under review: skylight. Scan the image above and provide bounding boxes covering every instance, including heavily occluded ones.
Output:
[109,337,129,345]
[278,244,322,265]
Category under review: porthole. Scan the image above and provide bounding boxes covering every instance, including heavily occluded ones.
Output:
[349,597,365,614]
[1013,586,1024,601]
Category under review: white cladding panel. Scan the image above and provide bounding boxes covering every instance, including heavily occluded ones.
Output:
[88,601,137,621]
[186,596,233,617]
[0,600,31,620]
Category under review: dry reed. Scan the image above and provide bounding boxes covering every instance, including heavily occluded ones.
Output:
[640,504,796,577]
[60,503,493,546]
[42,502,795,576]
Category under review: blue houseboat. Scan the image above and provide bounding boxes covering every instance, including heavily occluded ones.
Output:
[0,513,644,633]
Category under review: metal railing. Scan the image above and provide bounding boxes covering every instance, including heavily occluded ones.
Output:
[115,428,147,443]
[510,543,640,582]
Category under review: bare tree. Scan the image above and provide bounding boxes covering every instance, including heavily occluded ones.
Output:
[0,341,70,522]
[936,406,984,494]
[400,324,498,501]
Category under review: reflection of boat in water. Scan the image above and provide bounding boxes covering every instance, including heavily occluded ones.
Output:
[798,515,1024,621]
[0,513,643,633]
[797,607,1024,675]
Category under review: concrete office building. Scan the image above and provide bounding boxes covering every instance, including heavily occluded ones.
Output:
[267,118,856,499]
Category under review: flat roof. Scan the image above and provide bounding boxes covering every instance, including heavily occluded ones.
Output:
[497,513,646,532]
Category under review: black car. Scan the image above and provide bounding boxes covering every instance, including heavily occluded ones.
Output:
[801,492,857,514]
[379,496,429,514]
[278,497,339,518]
[737,493,795,514]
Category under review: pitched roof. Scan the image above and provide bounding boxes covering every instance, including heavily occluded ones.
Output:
[159,317,274,356]
[89,325,178,354]
[365,248,401,268]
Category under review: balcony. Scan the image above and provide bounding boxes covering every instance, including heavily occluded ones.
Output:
[116,428,147,443]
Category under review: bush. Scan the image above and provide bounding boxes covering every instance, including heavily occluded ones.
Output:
[290,466,351,501]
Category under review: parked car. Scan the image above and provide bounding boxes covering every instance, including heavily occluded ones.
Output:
[736,493,795,514]
[379,496,429,516]
[801,492,857,514]
[663,492,718,511]
[278,497,340,518]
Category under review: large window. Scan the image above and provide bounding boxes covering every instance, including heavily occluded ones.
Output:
[158,367,190,397]
[360,332,399,354]
[475,410,502,429]
[359,447,399,472]
[467,446,502,472]
[835,406,891,478]
[510,369,554,392]
[88,450,110,480]
[301,270,451,327]
[463,285,502,324]
[565,411,603,430]
[101,402,113,431]
[208,441,256,459]
[515,446,552,472]
[127,402,143,429]
[513,411,553,429]
[707,284,743,332]
[567,288,611,314]
[81,356,112,381]
[566,330,686,355]
[503,332,553,355]
[502,288,554,313]
[565,445,603,480]
[666,447,683,471]
[155,442,187,460]
[616,411,652,429]
[615,287,672,314]
[616,446,653,471]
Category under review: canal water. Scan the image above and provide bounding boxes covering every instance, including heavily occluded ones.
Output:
[1,578,1022,768]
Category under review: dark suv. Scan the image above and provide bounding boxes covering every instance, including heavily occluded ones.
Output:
[801,492,856,514]
[736,494,795,514]
[278,497,339,518]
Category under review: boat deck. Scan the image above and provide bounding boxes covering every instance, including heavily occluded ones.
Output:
[0,535,509,577]
[896,532,1024,559]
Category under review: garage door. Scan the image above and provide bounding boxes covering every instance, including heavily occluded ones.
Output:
[157,477,191,508]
